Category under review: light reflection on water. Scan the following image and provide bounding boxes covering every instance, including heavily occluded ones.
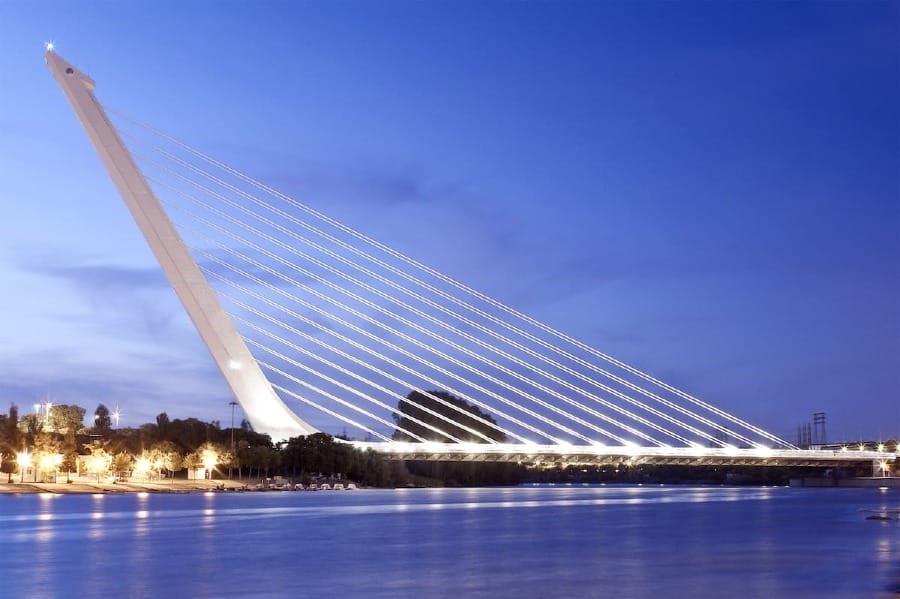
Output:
[0,486,895,598]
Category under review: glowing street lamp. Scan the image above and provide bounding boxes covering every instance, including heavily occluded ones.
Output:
[38,453,63,483]
[39,454,53,482]
[135,457,151,481]
[89,454,110,483]
[16,451,31,483]
[201,449,218,480]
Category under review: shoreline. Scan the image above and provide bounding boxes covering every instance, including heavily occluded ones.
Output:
[2,477,897,496]
[0,479,251,495]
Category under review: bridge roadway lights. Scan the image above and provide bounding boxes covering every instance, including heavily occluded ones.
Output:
[352,442,895,469]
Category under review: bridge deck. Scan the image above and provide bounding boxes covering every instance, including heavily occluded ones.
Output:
[354,442,895,468]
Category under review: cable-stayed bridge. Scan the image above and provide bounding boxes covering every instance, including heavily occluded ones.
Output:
[46,50,892,469]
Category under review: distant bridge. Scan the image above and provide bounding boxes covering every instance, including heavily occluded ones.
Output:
[46,49,895,470]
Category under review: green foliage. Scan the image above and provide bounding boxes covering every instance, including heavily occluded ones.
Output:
[392,390,507,443]
[392,390,522,486]
[281,433,407,487]
[155,412,170,439]
[20,413,43,441]
[3,393,523,488]
[154,441,183,477]
[93,404,112,434]
[60,433,78,482]
[166,417,214,453]
[184,442,231,480]
[82,441,111,481]
[0,404,22,479]
[110,451,133,476]
[46,404,86,435]
[405,459,525,487]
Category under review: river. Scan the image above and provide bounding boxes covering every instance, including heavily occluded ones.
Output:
[1,485,897,598]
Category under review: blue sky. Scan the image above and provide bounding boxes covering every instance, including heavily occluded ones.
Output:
[0,1,896,442]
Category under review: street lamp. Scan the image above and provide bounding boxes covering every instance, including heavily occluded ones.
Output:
[202,449,218,481]
[89,454,109,483]
[135,457,151,481]
[17,451,31,483]
[39,454,53,483]
[229,401,238,480]
[38,453,63,483]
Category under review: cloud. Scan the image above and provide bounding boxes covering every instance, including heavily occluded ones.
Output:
[22,259,169,292]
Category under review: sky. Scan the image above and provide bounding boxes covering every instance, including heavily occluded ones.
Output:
[0,1,897,443]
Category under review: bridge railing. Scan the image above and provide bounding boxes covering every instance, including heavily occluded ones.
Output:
[353,441,896,467]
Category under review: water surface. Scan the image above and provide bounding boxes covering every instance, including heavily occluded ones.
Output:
[1,485,897,598]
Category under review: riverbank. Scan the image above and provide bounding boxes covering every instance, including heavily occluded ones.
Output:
[0,479,249,494]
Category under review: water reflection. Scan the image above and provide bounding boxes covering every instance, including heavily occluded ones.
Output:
[0,487,895,598]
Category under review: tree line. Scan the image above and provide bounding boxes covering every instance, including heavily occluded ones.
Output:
[0,402,410,487]
[0,389,531,487]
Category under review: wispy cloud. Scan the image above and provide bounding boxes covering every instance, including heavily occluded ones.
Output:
[22,259,168,292]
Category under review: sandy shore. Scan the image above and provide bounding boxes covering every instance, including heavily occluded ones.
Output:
[0,479,251,495]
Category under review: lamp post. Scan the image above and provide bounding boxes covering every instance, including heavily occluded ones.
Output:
[229,401,237,480]
[136,457,151,481]
[202,449,218,481]
[17,451,31,483]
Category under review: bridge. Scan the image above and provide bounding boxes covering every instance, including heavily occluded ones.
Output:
[45,49,894,470]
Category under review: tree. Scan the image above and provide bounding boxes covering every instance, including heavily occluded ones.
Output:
[392,390,507,443]
[60,429,78,483]
[192,442,230,480]
[280,434,401,486]
[46,404,86,435]
[93,404,112,435]
[20,413,43,445]
[0,404,21,482]
[152,441,183,481]
[167,417,214,453]
[0,403,20,448]
[183,442,231,480]
[83,441,111,482]
[32,433,61,482]
[110,452,133,480]
[392,390,524,486]
[156,412,170,435]
[182,452,201,479]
